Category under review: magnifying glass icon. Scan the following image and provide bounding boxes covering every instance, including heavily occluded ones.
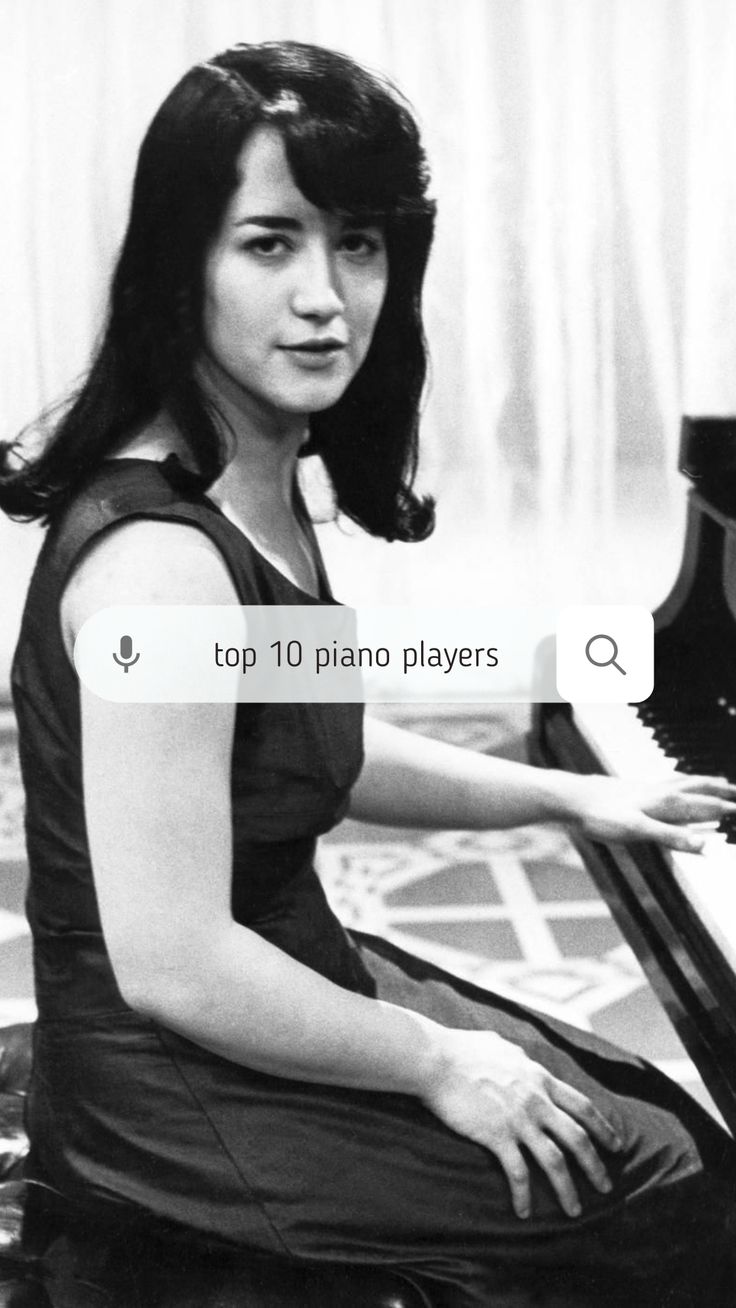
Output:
[585,634,626,675]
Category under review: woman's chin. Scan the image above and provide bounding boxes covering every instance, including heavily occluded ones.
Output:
[273,379,352,417]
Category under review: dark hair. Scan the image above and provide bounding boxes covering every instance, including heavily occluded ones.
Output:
[0,41,436,540]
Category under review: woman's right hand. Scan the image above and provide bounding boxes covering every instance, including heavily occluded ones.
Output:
[419,1028,623,1220]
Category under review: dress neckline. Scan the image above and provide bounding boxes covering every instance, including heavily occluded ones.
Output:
[99,453,333,604]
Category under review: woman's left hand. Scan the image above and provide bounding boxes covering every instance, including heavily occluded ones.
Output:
[558,773,736,853]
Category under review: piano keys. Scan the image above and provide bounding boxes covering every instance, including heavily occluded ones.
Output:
[569,703,736,979]
[531,416,736,1135]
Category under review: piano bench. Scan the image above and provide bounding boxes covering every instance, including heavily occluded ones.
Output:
[0,1024,434,1308]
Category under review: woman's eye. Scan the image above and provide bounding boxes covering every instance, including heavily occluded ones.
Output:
[243,235,291,258]
[339,232,384,259]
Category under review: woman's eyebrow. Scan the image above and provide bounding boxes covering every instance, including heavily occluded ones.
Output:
[233,214,303,230]
[233,213,385,230]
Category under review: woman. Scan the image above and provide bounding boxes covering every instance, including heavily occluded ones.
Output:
[2,41,734,1307]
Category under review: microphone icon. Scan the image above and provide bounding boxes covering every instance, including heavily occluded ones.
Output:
[113,635,140,673]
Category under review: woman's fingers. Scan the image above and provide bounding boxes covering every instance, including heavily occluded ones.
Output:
[669,796,736,819]
[633,816,706,853]
[656,796,736,824]
[590,808,705,851]
[639,777,736,825]
[539,1109,612,1194]
[675,776,736,800]
[496,1141,532,1220]
[520,1130,583,1217]
[517,1079,617,1216]
[549,1078,623,1151]
[589,811,702,852]
[494,1076,620,1219]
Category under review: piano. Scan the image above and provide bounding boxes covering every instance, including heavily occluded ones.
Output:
[531,416,736,1136]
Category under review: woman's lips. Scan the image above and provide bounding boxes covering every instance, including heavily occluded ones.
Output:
[281,340,347,352]
[280,341,347,368]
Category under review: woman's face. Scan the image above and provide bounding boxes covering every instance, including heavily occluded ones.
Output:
[200,126,389,424]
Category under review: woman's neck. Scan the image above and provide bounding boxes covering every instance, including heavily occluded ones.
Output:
[206,432,320,597]
[196,357,309,519]
[191,370,320,594]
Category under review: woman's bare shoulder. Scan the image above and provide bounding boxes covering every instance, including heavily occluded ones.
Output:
[60,518,239,659]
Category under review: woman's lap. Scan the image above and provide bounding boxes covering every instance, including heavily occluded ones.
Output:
[31,932,736,1305]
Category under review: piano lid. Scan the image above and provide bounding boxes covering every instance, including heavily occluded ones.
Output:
[680,415,736,515]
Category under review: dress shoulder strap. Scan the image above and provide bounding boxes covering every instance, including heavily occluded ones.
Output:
[43,457,265,605]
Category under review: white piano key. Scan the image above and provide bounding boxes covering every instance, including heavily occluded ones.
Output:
[670,836,736,974]
[573,703,675,779]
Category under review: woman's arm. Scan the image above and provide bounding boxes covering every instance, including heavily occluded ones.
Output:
[351,715,572,829]
[349,713,736,853]
[63,521,441,1093]
[60,521,621,1219]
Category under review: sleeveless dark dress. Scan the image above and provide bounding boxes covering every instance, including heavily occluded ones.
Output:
[10,457,736,1307]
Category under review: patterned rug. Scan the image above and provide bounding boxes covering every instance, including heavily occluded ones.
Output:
[0,703,717,1120]
[318,707,717,1121]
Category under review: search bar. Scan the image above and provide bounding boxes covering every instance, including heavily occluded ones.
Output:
[73,604,653,705]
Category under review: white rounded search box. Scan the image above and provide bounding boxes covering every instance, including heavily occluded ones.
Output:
[74,605,653,705]
[556,606,653,703]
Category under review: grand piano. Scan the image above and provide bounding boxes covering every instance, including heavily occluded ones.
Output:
[531,416,736,1136]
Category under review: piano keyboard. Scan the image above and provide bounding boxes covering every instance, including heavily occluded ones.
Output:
[570,702,736,975]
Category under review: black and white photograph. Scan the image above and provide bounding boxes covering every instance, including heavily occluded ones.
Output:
[1,1,735,1303]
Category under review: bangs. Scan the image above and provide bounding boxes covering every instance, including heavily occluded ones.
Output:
[210,42,433,224]
[276,109,432,222]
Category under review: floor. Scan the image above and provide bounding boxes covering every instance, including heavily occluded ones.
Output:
[0,701,719,1123]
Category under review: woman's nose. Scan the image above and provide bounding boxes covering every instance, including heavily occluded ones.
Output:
[291,247,345,320]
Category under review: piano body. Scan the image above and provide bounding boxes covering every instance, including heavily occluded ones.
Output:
[531,417,736,1135]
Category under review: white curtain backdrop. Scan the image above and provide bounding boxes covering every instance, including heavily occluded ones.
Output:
[3,0,736,689]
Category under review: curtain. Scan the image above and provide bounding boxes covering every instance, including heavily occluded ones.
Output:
[2,0,736,687]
